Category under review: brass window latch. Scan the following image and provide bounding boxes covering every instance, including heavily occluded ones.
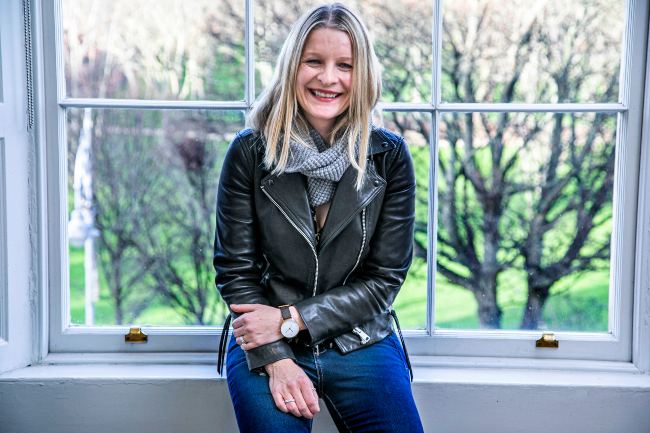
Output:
[125,327,147,343]
[536,332,558,348]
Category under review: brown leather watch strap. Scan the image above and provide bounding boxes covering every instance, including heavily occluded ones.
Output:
[278,305,292,321]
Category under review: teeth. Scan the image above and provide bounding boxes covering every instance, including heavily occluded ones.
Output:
[312,90,338,98]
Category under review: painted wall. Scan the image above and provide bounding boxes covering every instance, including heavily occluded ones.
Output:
[1,365,649,433]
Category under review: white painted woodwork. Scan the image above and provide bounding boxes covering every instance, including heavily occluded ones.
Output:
[0,0,35,375]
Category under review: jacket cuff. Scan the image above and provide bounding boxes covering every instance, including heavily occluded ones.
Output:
[244,339,296,373]
[294,298,339,345]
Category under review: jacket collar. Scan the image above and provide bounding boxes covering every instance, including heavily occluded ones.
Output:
[260,129,391,251]
[369,126,397,155]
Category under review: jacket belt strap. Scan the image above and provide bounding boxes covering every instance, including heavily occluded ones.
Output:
[217,314,232,376]
[390,309,414,382]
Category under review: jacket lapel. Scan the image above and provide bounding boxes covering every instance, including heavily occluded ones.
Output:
[259,129,395,251]
[316,162,385,252]
[260,171,317,247]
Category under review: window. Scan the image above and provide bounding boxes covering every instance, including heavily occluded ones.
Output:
[41,0,649,366]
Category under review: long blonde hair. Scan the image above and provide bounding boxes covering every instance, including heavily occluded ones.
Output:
[246,3,382,190]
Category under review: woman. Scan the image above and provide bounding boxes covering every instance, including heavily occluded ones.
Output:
[213,3,424,432]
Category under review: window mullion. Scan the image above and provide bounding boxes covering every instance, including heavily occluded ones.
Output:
[245,0,255,108]
[432,0,443,108]
[427,110,440,336]
[58,99,248,110]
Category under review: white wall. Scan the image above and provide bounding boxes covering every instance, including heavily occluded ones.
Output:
[1,364,650,433]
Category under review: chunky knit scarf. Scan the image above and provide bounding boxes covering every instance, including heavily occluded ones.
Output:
[280,125,360,208]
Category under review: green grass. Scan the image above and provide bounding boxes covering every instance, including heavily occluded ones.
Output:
[71,245,609,332]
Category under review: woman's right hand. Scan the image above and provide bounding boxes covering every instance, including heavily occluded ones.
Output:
[265,358,320,419]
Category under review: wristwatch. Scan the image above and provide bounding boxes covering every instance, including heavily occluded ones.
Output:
[278,305,299,339]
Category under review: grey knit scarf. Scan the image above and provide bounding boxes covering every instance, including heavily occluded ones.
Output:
[279,125,360,208]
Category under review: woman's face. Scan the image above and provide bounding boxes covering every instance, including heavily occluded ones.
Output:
[296,28,353,136]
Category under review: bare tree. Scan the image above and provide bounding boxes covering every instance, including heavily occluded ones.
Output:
[142,112,236,325]
[90,110,163,324]
[389,0,622,328]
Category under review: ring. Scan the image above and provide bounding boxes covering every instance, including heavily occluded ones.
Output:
[284,399,296,403]
[311,388,316,391]
[238,336,247,345]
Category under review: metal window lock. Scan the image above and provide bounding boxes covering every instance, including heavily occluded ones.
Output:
[536,333,558,348]
[125,327,147,343]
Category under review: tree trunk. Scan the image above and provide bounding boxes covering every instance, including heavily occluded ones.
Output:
[520,285,550,330]
[474,278,502,329]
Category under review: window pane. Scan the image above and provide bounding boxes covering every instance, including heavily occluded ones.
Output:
[442,0,625,103]
[67,108,244,325]
[379,112,431,329]
[255,0,432,103]
[435,111,616,331]
[62,0,245,100]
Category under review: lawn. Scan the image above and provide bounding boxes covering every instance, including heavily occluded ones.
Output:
[71,246,609,332]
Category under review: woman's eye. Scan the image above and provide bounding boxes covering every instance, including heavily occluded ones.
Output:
[339,63,353,70]
[305,59,320,65]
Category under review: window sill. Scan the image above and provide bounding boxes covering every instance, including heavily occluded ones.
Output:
[2,357,648,390]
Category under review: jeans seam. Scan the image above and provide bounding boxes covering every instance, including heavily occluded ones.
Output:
[313,348,324,397]
[322,392,352,433]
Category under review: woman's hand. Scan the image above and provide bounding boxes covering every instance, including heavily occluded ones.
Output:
[231,304,306,350]
[231,304,282,350]
[265,358,320,419]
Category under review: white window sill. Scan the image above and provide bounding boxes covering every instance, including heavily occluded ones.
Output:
[2,360,649,390]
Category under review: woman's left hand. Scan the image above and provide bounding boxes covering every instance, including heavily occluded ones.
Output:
[230,304,284,350]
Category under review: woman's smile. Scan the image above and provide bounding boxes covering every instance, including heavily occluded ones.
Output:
[296,27,353,139]
[309,88,343,100]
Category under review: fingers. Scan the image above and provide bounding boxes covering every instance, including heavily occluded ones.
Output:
[271,390,289,414]
[285,400,303,418]
[231,333,254,351]
[230,304,260,314]
[290,386,315,419]
[302,383,320,416]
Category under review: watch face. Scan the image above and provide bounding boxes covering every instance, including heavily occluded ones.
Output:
[281,320,300,338]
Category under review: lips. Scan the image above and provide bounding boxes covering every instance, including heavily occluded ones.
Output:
[309,88,342,100]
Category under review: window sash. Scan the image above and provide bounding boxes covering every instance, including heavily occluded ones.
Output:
[42,0,648,363]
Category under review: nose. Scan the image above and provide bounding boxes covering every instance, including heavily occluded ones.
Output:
[317,63,337,86]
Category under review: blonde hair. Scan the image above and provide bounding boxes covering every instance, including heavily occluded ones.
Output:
[246,3,382,190]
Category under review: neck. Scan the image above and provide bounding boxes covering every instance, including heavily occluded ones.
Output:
[305,116,334,144]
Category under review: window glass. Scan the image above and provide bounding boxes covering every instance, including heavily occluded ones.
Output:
[62,0,245,100]
[379,112,431,329]
[67,108,244,325]
[254,0,433,103]
[441,0,625,103]
[435,111,616,331]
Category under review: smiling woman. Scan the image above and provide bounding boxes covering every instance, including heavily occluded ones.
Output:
[295,28,353,139]
[213,3,424,432]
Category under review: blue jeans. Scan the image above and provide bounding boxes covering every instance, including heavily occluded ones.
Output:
[226,333,424,433]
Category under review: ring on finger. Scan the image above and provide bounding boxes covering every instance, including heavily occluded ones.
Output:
[284,399,296,403]
[238,336,247,345]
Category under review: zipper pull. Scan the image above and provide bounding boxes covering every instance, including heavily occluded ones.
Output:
[352,327,370,344]
[315,231,320,246]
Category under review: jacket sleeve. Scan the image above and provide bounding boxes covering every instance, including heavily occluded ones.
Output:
[213,132,296,372]
[293,138,416,345]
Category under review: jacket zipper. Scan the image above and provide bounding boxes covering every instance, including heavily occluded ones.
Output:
[346,207,369,345]
[343,207,366,286]
[263,186,370,346]
[352,326,370,344]
[261,185,319,297]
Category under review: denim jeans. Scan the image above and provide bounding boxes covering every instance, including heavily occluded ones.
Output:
[226,333,424,433]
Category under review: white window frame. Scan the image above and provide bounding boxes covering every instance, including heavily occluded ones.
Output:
[36,0,650,373]
[0,0,43,374]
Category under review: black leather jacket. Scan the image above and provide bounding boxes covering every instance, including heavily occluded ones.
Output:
[213,126,416,373]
